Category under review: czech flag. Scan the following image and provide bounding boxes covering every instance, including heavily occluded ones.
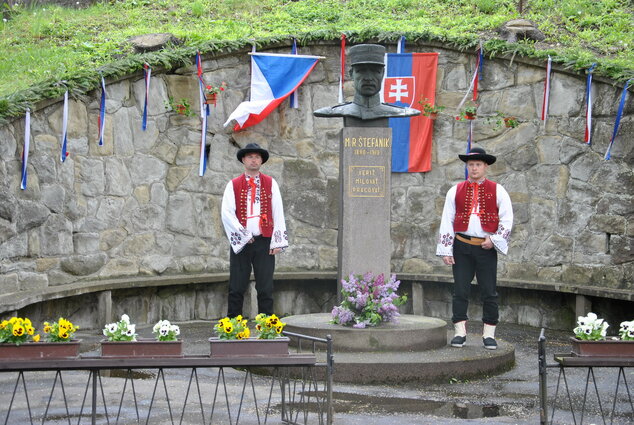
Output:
[224,52,320,131]
[383,52,439,172]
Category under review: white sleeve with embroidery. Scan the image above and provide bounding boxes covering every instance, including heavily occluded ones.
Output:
[491,184,513,255]
[436,185,457,257]
[221,181,252,254]
[269,178,289,251]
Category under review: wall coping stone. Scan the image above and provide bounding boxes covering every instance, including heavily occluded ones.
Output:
[1,271,631,315]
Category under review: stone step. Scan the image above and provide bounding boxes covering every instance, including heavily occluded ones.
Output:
[284,313,515,384]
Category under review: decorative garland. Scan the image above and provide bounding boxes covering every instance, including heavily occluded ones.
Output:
[0,29,632,125]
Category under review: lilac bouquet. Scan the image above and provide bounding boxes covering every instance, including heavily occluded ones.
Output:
[331,273,408,329]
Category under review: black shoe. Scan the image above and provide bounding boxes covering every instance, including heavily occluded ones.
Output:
[483,337,497,350]
[451,335,466,347]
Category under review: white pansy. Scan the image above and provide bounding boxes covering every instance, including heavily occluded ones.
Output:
[172,325,180,335]
[121,314,130,324]
[600,321,609,337]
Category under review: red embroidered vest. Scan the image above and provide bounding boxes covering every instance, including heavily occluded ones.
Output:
[232,173,274,237]
[453,179,499,233]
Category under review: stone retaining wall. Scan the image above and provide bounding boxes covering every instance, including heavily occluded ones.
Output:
[1,41,633,318]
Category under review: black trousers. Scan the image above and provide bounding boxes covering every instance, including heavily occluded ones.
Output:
[227,236,275,318]
[451,237,499,325]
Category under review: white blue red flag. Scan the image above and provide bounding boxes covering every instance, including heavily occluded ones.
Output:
[142,63,151,131]
[383,52,439,172]
[195,51,209,176]
[605,79,631,160]
[224,52,320,131]
[98,76,106,146]
[60,90,69,162]
[21,108,31,190]
[289,38,299,108]
[541,56,552,124]
[584,63,596,145]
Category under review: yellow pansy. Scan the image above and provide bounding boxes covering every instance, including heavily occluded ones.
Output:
[12,325,24,336]
[32,334,40,342]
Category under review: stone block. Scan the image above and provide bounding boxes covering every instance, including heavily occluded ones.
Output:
[402,258,433,274]
[0,273,18,293]
[549,74,584,116]
[99,228,127,252]
[79,158,105,197]
[166,192,195,235]
[40,184,66,214]
[39,214,73,256]
[609,235,634,265]
[95,197,125,230]
[16,199,50,232]
[140,255,175,275]
[0,126,17,159]
[128,154,168,186]
[172,235,210,256]
[72,232,99,254]
[318,246,337,270]
[562,265,593,285]
[18,271,48,291]
[166,166,190,191]
[0,218,15,245]
[99,258,139,278]
[105,158,133,196]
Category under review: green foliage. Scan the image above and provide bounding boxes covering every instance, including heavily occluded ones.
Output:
[0,0,632,123]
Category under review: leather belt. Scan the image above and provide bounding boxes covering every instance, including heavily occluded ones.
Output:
[455,234,485,246]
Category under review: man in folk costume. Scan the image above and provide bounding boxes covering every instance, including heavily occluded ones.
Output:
[221,143,288,318]
[436,147,513,350]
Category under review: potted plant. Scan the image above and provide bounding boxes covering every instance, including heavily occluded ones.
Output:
[101,314,183,358]
[164,97,195,116]
[456,102,478,121]
[152,319,180,342]
[331,272,408,329]
[209,315,289,357]
[0,316,37,346]
[570,313,634,357]
[203,81,226,106]
[254,313,286,339]
[418,97,445,120]
[487,111,519,129]
[0,316,80,359]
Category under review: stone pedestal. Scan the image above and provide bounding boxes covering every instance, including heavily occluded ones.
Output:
[338,123,392,285]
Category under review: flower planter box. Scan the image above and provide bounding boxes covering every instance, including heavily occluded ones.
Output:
[0,340,81,359]
[570,337,634,357]
[209,337,289,357]
[205,93,217,105]
[101,338,183,358]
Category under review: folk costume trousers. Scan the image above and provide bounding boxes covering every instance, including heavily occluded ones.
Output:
[451,237,499,325]
[228,236,275,318]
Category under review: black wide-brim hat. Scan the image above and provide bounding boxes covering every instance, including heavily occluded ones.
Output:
[458,147,496,165]
[237,143,269,163]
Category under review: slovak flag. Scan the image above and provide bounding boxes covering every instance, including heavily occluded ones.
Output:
[224,52,320,131]
[383,52,439,172]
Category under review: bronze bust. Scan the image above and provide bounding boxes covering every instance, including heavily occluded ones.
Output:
[314,44,420,121]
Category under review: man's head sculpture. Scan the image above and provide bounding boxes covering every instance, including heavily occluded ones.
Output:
[349,44,385,98]
[313,43,420,121]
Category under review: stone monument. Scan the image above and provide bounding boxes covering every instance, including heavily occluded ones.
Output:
[287,43,514,384]
[314,44,419,284]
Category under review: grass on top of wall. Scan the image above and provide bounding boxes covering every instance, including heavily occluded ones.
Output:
[0,0,632,123]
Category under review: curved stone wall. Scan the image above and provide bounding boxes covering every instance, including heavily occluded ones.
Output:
[0,41,633,310]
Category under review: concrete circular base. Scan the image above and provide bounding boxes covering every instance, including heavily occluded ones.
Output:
[284,313,447,352]
[284,313,515,384]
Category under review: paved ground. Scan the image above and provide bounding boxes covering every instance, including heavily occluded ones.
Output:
[1,320,633,424]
